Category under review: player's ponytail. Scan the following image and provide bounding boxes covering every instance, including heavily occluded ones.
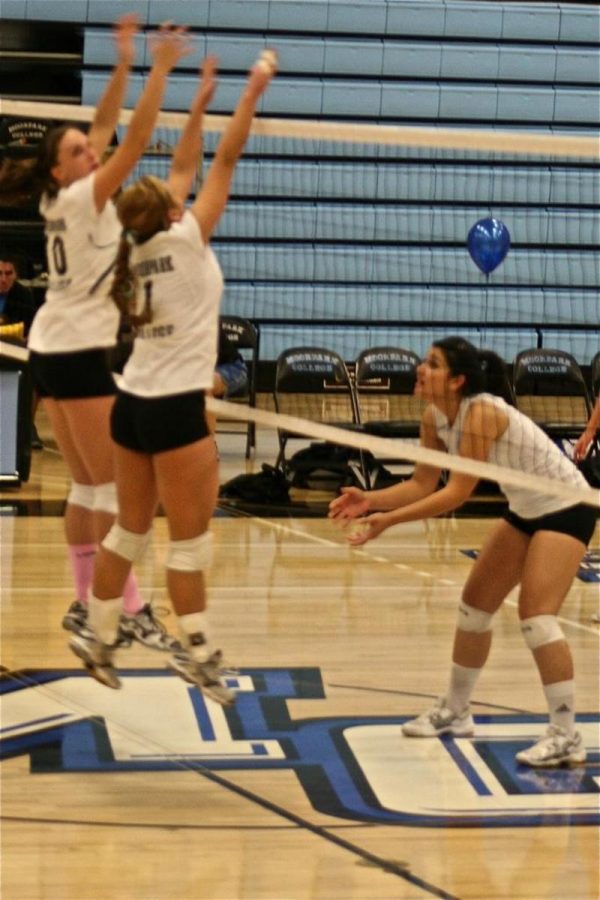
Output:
[477,349,510,398]
[433,336,509,398]
[109,230,139,317]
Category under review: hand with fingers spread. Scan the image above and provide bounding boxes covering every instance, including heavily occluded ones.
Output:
[149,22,193,72]
[328,486,370,527]
[113,13,140,66]
[346,512,390,547]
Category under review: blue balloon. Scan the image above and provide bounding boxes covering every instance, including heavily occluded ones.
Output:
[467,217,511,275]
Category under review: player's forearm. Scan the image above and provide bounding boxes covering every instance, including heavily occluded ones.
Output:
[121,63,172,155]
[170,108,204,184]
[93,60,131,134]
[366,476,433,511]
[215,89,260,168]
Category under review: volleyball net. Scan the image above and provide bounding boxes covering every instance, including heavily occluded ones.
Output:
[0,98,598,511]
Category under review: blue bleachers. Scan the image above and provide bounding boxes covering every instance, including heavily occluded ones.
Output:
[214,202,598,246]
[540,332,599,365]
[37,1,600,367]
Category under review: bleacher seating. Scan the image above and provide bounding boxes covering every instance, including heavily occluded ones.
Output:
[1,0,598,374]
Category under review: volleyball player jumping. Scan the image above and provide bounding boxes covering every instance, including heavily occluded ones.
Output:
[69,54,277,703]
[0,18,192,652]
[330,336,596,767]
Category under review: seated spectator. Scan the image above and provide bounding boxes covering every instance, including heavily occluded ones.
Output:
[0,256,37,337]
[0,256,43,448]
[213,326,249,399]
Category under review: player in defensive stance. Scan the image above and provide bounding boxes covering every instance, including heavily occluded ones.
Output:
[329,336,596,767]
[69,53,277,704]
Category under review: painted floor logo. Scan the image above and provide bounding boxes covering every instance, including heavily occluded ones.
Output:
[1,667,598,828]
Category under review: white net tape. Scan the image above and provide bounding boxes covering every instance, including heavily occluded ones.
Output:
[1,98,598,159]
[2,339,597,508]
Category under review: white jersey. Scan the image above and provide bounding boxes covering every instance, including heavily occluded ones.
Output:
[28,173,120,353]
[431,393,588,518]
[121,211,224,397]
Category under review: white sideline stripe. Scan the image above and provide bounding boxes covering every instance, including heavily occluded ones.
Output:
[1,98,598,158]
[206,398,600,508]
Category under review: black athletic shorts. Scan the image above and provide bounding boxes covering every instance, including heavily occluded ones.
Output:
[111,389,210,454]
[504,504,597,546]
[29,348,117,399]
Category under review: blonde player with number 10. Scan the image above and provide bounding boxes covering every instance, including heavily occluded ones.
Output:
[68,53,278,703]
[0,16,192,652]
[329,336,597,768]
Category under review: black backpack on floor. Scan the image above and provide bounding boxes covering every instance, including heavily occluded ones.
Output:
[219,464,290,503]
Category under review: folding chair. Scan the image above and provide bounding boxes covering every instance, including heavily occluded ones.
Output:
[215,316,259,459]
[273,346,367,484]
[512,347,592,440]
[352,345,428,485]
[354,346,424,439]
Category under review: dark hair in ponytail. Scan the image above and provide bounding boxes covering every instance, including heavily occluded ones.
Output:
[0,125,73,206]
[109,231,152,326]
[433,336,509,398]
[107,175,177,324]
[109,232,138,317]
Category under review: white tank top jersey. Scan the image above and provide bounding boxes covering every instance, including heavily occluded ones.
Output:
[120,211,224,397]
[431,393,588,518]
[28,173,121,353]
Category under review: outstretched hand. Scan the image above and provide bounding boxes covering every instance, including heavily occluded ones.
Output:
[247,48,278,96]
[113,13,140,66]
[346,512,389,547]
[328,486,370,527]
[149,23,192,71]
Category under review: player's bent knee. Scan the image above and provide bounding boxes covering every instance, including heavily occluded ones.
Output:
[457,603,494,633]
[93,481,118,515]
[167,532,213,572]
[102,523,152,563]
[67,481,95,511]
[520,614,564,650]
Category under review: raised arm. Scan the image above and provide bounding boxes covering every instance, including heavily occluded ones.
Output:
[93,24,191,212]
[190,50,277,243]
[88,14,139,159]
[167,56,217,206]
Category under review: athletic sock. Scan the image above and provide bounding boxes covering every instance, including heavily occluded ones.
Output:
[67,543,96,602]
[177,611,211,662]
[543,680,576,734]
[446,663,481,715]
[89,595,123,645]
[122,570,144,615]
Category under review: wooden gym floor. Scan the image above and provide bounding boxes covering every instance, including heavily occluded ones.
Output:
[1,409,598,900]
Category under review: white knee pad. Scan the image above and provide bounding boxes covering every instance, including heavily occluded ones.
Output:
[167,532,213,572]
[67,482,95,511]
[520,615,565,650]
[93,481,118,515]
[457,603,494,633]
[102,523,152,563]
